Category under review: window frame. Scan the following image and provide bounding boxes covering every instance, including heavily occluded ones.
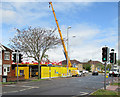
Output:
[7,67,10,72]
[4,51,10,60]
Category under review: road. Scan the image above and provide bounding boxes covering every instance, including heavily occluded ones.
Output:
[2,74,114,96]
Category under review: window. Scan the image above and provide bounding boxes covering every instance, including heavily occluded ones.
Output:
[7,67,10,72]
[20,70,24,76]
[4,68,6,72]
[4,51,10,60]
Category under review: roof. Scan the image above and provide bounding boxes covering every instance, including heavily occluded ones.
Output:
[1,45,13,52]
[61,59,82,65]
[0,43,5,50]
[88,60,103,65]
[82,60,103,65]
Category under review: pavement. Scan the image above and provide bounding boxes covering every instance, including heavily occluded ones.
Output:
[106,85,118,91]
[106,76,119,92]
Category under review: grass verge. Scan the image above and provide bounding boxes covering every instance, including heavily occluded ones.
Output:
[0,82,16,85]
[91,89,118,96]
[110,83,120,86]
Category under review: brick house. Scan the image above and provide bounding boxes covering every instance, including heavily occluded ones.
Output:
[61,59,83,71]
[0,45,25,82]
[88,60,103,72]
[0,45,13,80]
[82,60,103,72]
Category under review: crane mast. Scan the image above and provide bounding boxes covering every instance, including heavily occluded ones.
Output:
[49,2,72,67]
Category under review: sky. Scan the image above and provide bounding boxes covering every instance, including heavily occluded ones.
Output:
[0,1,119,63]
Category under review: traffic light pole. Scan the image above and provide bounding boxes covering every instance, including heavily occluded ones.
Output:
[104,62,107,90]
[112,63,114,85]
[16,51,19,82]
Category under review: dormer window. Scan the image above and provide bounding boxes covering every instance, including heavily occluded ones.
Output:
[4,51,10,60]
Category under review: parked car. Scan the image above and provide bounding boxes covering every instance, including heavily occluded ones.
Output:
[109,65,120,77]
[109,69,120,77]
[82,70,88,74]
[92,71,98,75]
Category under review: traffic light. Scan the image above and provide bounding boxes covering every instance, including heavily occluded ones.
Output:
[114,53,116,64]
[110,53,114,63]
[13,53,16,62]
[19,54,23,63]
[102,47,109,62]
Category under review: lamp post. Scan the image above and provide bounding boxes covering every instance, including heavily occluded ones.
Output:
[67,26,71,76]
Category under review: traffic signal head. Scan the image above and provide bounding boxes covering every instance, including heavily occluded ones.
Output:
[102,47,109,62]
[19,54,23,63]
[12,53,16,62]
[110,53,114,63]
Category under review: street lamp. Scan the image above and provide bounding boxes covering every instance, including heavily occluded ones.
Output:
[67,26,71,76]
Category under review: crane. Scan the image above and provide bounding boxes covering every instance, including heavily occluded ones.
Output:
[49,2,72,67]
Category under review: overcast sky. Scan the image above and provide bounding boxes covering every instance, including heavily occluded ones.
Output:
[1,0,118,63]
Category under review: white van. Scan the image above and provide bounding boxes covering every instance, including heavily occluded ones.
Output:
[109,65,120,77]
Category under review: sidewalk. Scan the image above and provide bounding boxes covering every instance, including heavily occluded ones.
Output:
[106,85,118,91]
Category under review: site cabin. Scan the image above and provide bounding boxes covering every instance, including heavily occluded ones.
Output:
[13,63,77,79]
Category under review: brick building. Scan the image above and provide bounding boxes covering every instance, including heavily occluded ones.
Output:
[0,45,24,82]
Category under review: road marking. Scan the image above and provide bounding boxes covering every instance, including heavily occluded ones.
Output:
[4,85,16,87]
[2,86,39,94]
[9,91,18,93]
[79,92,89,95]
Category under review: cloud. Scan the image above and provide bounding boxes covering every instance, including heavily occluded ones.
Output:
[45,23,117,62]
[1,2,49,25]
[1,9,17,24]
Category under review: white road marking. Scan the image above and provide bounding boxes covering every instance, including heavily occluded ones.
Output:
[79,92,89,95]
[4,85,16,87]
[3,86,39,94]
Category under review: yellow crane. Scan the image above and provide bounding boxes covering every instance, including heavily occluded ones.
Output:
[49,2,72,67]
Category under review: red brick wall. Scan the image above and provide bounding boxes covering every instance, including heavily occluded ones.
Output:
[2,50,12,65]
[2,50,12,76]
[7,70,15,77]
[7,76,25,82]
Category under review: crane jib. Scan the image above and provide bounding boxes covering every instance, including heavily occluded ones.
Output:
[49,2,72,67]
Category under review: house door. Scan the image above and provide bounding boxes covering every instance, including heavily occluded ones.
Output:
[3,67,7,76]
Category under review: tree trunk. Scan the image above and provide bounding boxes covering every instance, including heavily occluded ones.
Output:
[38,60,41,79]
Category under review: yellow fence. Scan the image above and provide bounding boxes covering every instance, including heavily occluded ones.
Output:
[15,67,29,79]
[15,66,77,79]
[41,67,77,79]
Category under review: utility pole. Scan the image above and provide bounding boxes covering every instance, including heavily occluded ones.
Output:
[15,50,19,82]
[67,26,71,76]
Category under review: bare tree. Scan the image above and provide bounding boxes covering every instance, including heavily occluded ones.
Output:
[9,27,61,79]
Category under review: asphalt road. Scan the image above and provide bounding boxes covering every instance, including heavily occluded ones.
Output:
[2,74,114,96]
